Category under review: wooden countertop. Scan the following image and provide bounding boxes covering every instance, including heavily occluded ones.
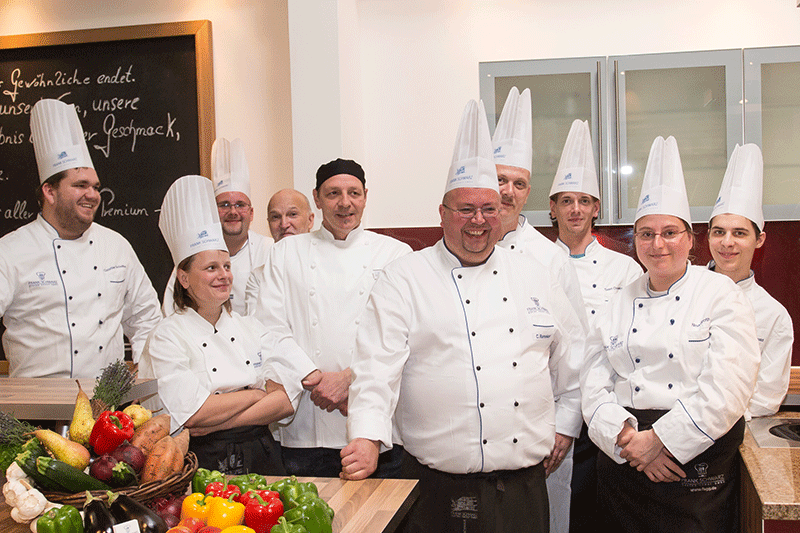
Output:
[0,377,157,420]
[0,476,419,533]
[741,413,800,520]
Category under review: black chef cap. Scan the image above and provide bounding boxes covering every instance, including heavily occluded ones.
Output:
[315,158,365,190]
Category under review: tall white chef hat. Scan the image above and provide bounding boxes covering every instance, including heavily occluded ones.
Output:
[159,175,226,266]
[549,119,600,199]
[635,136,692,226]
[211,137,251,199]
[710,143,764,231]
[492,87,532,173]
[30,99,94,184]
[445,99,499,194]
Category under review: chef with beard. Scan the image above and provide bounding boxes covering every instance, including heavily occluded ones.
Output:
[0,99,161,378]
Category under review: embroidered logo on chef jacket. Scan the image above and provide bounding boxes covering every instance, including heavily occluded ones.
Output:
[28,271,58,288]
[253,351,263,369]
[688,317,711,342]
[606,335,624,351]
[526,297,549,314]
[372,269,382,280]
[198,230,208,239]
[104,265,127,283]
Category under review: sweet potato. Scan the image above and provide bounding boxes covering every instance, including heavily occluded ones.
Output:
[130,413,170,455]
[141,435,180,483]
[173,428,190,457]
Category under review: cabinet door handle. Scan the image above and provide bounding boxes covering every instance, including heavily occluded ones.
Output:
[596,59,604,214]
[614,59,623,221]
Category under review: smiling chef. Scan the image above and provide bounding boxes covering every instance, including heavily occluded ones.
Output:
[0,98,161,378]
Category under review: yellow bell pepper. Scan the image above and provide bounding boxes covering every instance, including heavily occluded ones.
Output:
[220,527,255,533]
[207,495,245,529]
[181,492,211,523]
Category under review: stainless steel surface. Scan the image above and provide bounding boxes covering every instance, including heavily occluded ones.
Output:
[747,417,800,448]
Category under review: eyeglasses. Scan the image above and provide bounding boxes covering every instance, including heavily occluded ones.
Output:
[634,229,688,242]
[442,204,499,219]
[217,201,251,211]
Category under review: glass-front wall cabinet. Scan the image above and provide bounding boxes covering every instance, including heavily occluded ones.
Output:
[744,46,800,221]
[479,57,608,226]
[481,47,800,225]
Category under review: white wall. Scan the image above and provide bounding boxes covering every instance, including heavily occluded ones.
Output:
[3,0,799,230]
[0,0,293,237]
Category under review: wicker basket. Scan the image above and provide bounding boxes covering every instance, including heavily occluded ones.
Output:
[41,452,198,507]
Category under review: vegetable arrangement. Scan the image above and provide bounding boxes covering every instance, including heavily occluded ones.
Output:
[175,473,334,533]
[1,360,193,528]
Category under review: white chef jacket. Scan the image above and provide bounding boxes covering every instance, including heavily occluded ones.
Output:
[498,215,588,331]
[555,237,643,325]
[581,263,760,465]
[163,230,271,316]
[249,225,412,449]
[707,263,793,418]
[138,308,300,432]
[0,215,161,378]
[348,240,584,474]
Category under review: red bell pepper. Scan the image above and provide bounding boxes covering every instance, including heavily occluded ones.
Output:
[235,490,280,507]
[89,410,135,455]
[242,493,283,533]
[206,482,242,499]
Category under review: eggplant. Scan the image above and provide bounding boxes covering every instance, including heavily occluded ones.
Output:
[108,492,168,533]
[83,492,116,533]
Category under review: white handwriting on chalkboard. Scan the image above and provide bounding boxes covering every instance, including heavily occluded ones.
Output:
[3,199,35,221]
[3,68,91,103]
[0,126,25,145]
[99,188,148,217]
[94,112,180,158]
[96,65,135,84]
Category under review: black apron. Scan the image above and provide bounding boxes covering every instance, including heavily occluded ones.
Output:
[398,451,548,533]
[189,424,286,476]
[596,408,743,533]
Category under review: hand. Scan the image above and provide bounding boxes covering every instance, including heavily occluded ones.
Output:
[303,369,352,413]
[616,422,636,448]
[642,448,686,482]
[619,429,664,470]
[543,433,574,476]
[340,438,380,480]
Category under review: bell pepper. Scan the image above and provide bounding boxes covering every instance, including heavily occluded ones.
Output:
[192,468,226,494]
[36,504,83,533]
[267,476,307,510]
[206,494,246,529]
[283,497,333,533]
[181,492,212,523]
[242,492,283,533]
[89,410,135,455]
[271,517,308,533]
[206,482,242,499]
[220,527,255,533]
[235,490,280,507]
[228,473,268,493]
[294,493,334,521]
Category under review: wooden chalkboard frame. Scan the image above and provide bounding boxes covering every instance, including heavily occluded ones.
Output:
[0,19,215,177]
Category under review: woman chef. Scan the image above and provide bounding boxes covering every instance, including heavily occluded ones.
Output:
[707,144,793,419]
[580,136,760,532]
[139,175,298,474]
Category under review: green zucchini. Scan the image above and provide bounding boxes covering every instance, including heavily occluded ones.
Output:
[36,456,112,493]
[14,438,66,492]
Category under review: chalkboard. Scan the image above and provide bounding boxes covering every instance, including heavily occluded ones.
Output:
[0,21,215,330]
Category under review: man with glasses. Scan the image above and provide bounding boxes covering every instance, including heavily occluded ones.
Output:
[163,138,270,316]
[341,101,583,533]
[250,158,411,478]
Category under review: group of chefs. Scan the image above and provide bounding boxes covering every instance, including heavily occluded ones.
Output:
[0,90,792,533]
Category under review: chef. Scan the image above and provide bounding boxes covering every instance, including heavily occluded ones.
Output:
[249,158,412,478]
[548,120,642,532]
[341,100,584,533]
[492,87,588,330]
[707,143,793,418]
[0,99,161,378]
[162,138,271,316]
[491,87,588,533]
[580,136,760,532]
[267,188,315,241]
[139,175,296,474]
